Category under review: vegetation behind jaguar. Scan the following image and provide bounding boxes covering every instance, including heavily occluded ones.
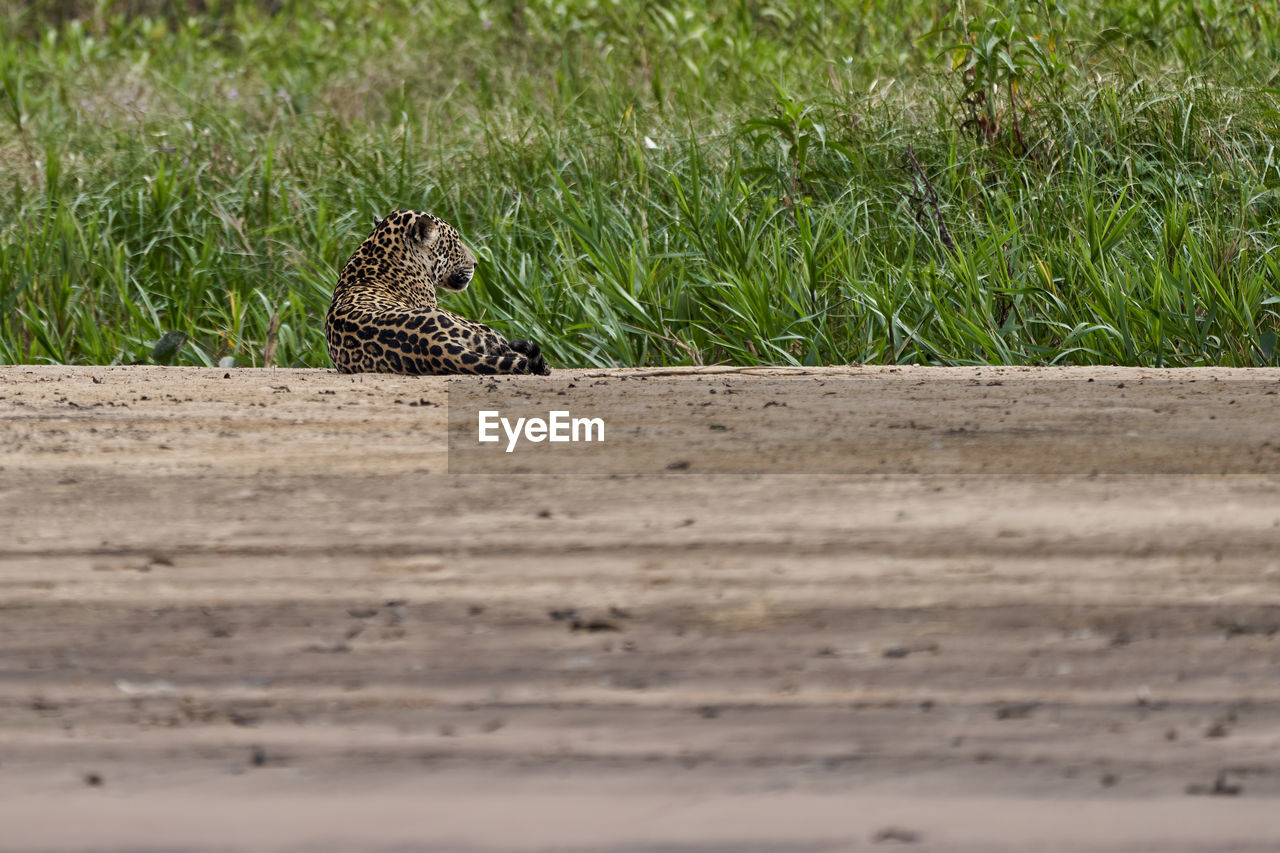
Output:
[1,0,1278,368]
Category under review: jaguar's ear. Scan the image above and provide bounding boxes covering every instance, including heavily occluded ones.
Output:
[413,215,439,244]
[372,215,383,230]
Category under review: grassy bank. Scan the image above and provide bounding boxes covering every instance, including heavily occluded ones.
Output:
[2,0,1279,368]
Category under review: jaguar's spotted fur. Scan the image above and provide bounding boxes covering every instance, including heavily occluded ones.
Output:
[325,210,549,376]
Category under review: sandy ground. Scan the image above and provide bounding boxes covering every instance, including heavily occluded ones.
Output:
[1,364,1279,852]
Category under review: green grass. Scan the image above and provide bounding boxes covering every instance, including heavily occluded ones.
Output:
[2,0,1279,368]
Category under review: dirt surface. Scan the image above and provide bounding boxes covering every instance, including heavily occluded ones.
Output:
[2,364,1280,852]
